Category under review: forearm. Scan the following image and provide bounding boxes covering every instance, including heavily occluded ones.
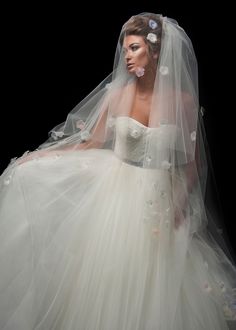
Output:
[173,162,198,228]
[182,161,198,194]
[17,137,105,165]
[76,139,104,150]
[51,139,103,152]
[173,161,198,207]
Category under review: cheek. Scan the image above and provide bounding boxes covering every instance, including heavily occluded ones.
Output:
[136,49,149,64]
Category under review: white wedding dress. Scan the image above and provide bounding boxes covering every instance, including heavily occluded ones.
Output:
[0,116,235,329]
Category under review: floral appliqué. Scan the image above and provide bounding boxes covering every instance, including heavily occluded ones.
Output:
[80,130,91,141]
[76,119,85,130]
[159,66,169,75]
[146,33,157,43]
[190,131,196,141]
[51,131,64,140]
[149,19,158,29]
[135,67,145,77]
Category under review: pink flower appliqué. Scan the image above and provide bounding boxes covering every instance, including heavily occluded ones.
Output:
[135,67,145,77]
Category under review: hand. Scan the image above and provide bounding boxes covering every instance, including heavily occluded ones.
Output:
[77,143,89,150]
[174,190,188,230]
[174,205,187,229]
[17,150,51,165]
[173,167,195,230]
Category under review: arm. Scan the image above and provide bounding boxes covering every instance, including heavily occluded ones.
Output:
[174,94,201,228]
[18,103,110,164]
[174,143,200,229]
[77,106,110,150]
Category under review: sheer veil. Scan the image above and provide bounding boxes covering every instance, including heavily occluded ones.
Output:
[3,11,236,313]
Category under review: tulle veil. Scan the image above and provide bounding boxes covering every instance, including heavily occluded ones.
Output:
[1,12,236,327]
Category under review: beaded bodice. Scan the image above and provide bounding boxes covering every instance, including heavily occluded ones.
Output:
[114,116,178,168]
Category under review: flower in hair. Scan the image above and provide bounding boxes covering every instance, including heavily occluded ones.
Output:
[149,19,158,30]
[135,67,145,77]
[146,33,157,43]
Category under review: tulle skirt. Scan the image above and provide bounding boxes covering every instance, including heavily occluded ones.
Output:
[0,149,235,329]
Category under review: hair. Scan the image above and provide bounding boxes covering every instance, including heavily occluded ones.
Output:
[120,13,162,55]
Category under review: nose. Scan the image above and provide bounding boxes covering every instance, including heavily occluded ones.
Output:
[125,50,132,62]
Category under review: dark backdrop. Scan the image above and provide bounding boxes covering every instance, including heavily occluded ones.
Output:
[2,3,235,256]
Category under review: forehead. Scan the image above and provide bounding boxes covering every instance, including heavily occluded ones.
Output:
[122,35,146,48]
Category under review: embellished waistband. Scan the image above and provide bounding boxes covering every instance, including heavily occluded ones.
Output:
[121,157,144,167]
[119,157,171,171]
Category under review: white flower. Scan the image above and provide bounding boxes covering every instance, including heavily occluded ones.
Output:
[105,83,111,89]
[165,206,170,212]
[130,129,142,138]
[80,130,91,141]
[200,106,205,117]
[145,155,152,163]
[161,160,171,169]
[149,19,158,29]
[4,176,12,185]
[76,119,85,129]
[190,131,196,141]
[51,131,64,140]
[159,66,169,75]
[146,33,157,43]
[135,67,145,77]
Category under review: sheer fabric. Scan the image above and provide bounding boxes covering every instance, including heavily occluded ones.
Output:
[0,12,235,329]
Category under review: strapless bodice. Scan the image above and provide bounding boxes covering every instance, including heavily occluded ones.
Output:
[113,116,178,168]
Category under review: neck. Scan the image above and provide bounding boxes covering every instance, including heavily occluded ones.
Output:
[136,67,157,97]
[136,67,156,94]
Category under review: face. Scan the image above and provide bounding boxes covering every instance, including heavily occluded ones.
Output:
[123,35,152,75]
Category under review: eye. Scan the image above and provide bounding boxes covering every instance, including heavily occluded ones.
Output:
[131,45,139,51]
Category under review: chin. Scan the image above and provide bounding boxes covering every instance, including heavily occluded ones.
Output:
[127,68,136,75]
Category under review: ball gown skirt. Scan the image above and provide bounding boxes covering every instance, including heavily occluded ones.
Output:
[0,116,236,329]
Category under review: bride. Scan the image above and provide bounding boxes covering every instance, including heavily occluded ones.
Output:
[0,12,236,330]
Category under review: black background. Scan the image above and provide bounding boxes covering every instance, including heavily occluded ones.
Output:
[2,3,235,256]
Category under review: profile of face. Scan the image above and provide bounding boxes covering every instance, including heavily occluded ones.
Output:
[123,35,158,76]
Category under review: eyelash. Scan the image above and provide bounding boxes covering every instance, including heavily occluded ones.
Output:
[123,46,139,55]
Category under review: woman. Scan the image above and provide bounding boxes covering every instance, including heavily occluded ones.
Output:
[0,12,236,330]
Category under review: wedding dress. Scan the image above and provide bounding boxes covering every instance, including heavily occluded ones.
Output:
[0,115,235,329]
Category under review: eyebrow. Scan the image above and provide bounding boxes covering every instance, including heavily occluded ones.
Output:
[123,42,140,50]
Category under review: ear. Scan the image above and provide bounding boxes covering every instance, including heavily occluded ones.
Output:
[153,52,158,60]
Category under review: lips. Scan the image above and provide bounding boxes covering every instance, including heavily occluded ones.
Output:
[127,63,134,68]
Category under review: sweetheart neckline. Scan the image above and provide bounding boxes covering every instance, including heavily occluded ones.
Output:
[116,116,177,129]
[116,116,157,129]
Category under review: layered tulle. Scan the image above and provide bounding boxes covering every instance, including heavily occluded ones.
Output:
[0,144,235,329]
